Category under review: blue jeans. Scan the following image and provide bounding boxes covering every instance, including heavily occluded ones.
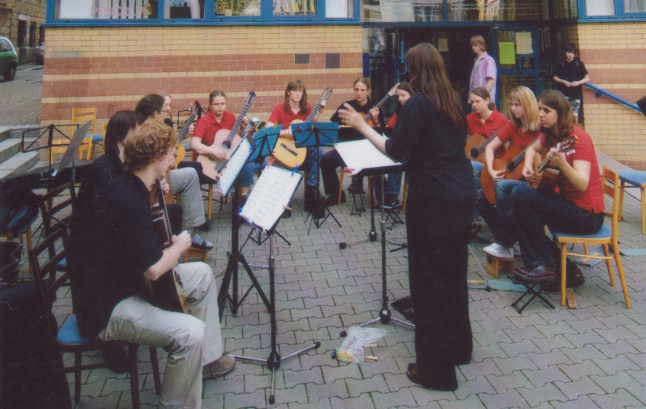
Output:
[499,184,604,268]
[476,179,525,237]
[471,161,483,190]
[304,147,321,187]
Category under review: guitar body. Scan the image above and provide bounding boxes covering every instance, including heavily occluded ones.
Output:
[480,145,523,205]
[530,154,561,193]
[196,128,243,181]
[272,119,308,169]
[465,133,487,162]
[175,144,187,167]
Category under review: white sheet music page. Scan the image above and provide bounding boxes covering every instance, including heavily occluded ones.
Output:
[335,139,400,175]
[216,138,252,196]
[240,165,302,231]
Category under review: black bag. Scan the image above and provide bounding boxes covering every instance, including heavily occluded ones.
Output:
[0,180,40,236]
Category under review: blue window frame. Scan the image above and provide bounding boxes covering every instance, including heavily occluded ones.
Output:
[580,0,646,20]
[47,0,361,25]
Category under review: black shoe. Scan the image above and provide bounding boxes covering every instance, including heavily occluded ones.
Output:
[325,192,346,207]
[406,363,457,391]
[304,185,321,212]
[195,219,211,232]
[103,344,129,374]
[191,234,213,250]
[513,265,557,283]
[541,266,585,292]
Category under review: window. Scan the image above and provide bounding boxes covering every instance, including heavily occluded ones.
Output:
[17,20,27,47]
[585,0,615,15]
[53,0,356,20]
[29,23,37,47]
[624,0,646,12]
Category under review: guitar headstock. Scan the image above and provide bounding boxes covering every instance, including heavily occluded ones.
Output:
[245,92,257,106]
[556,136,577,155]
[320,87,333,102]
[387,83,401,97]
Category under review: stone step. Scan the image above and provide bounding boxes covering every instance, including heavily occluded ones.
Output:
[0,151,40,180]
[0,138,22,164]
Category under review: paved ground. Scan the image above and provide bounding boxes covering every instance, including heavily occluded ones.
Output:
[15,152,646,409]
[0,63,43,126]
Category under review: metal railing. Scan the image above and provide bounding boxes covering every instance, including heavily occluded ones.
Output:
[586,83,641,113]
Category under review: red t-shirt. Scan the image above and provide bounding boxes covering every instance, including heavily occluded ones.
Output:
[268,103,312,129]
[191,111,237,160]
[540,126,604,213]
[497,122,542,150]
[466,110,509,138]
[387,113,398,128]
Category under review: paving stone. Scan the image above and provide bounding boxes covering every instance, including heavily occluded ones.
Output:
[560,344,608,364]
[453,375,496,399]
[533,334,576,353]
[591,354,641,375]
[550,395,602,409]
[459,359,503,381]
[371,388,418,409]
[486,370,533,393]
[526,349,574,370]
[346,374,389,397]
[498,339,543,358]
[306,379,350,401]
[321,362,363,383]
[478,389,528,409]
[589,388,646,409]
[517,383,568,406]
[590,371,643,394]
[554,376,605,399]
[329,394,378,409]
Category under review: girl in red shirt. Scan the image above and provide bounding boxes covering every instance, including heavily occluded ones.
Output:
[494,90,605,283]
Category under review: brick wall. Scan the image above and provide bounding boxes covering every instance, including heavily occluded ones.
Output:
[576,22,646,170]
[41,25,364,130]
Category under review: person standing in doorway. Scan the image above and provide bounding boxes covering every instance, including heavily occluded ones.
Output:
[553,42,589,124]
[469,35,497,104]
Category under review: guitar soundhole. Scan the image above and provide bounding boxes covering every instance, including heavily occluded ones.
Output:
[470,147,480,158]
[222,141,231,150]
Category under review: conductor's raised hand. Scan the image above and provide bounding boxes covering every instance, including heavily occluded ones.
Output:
[338,103,367,130]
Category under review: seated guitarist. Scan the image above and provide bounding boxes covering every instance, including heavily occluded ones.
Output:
[466,87,509,188]
[71,119,235,408]
[135,94,213,250]
[488,90,604,288]
[267,79,325,217]
[478,86,541,242]
[320,77,385,206]
[191,90,256,198]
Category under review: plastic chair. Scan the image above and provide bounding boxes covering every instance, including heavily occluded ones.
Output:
[28,227,161,407]
[552,166,631,309]
[72,107,103,160]
[618,170,646,235]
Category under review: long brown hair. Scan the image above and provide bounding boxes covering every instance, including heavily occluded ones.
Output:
[283,79,308,115]
[406,43,464,130]
[538,90,575,141]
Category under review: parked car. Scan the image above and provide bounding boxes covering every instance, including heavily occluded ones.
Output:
[0,37,18,81]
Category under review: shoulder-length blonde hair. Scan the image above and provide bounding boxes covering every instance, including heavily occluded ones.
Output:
[507,86,540,132]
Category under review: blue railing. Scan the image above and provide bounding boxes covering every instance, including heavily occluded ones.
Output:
[586,83,641,113]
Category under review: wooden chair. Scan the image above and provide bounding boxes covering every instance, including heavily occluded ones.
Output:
[552,166,631,309]
[72,107,103,160]
[28,227,161,407]
[618,170,646,235]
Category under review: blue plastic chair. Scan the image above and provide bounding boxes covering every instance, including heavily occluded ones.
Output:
[28,227,161,407]
[618,170,646,235]
[552,166,630,309]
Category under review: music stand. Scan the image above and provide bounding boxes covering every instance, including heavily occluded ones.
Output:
[234,165,320,405]
[53,121,92,187]
[291,121,341,231]
[217,137,274,320]
[335,140,413,331]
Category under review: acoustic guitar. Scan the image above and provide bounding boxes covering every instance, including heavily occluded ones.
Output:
[480,137,540,205]
[465,127,504,163]
[197,92,256,181]
[530,136,578,193]
[272,87,333,169]
[148,178,186,313]
[174,101,201,166]
[362,83,399,127]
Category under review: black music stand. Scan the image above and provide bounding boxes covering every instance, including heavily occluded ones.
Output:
[291,121,341,231]
[55,121,92,186]
[335,141,412,330]
[217,135,276,320]
[233,165,320,405]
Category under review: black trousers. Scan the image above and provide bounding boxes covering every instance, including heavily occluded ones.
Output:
[406,193,474,390]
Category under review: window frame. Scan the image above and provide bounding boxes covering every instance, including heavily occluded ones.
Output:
[579,0,646,20]
[46,0,361,25]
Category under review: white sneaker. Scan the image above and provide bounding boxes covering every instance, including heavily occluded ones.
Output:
[483,243,514,259]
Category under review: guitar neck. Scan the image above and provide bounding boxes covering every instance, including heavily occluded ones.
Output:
[306,101,324,122]
[154,178,173,246]
[177,112,196,143]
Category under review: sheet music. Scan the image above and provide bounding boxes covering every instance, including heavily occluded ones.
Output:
[216,138,252,196]
[240,165,302,231]
[335,139,401,175]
